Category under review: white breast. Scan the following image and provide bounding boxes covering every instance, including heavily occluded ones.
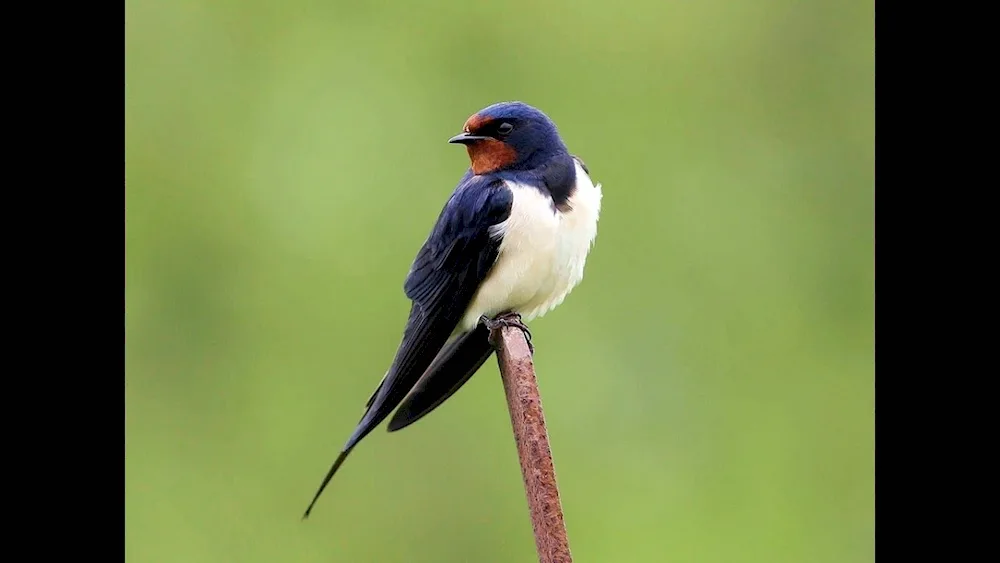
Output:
[459,160,603,332]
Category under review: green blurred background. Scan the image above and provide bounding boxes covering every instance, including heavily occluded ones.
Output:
[125,0,874,561]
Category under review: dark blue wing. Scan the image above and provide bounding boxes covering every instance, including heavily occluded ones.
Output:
[386,158,595,431]
[303,172,512,518]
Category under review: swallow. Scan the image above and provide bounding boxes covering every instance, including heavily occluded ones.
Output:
[303,101,602,518]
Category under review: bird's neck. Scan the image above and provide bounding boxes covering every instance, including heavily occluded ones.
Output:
[503,152,577,211]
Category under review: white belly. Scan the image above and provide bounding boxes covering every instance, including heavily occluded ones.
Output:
[458,160,602,332]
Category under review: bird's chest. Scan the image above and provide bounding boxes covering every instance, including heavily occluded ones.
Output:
[463,170,602,327]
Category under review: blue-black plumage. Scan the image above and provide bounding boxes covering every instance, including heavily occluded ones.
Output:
[303,102,602,518]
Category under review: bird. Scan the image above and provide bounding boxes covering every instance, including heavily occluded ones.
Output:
[302,101,602,518]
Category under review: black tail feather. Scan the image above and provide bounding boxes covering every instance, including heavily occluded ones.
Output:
[387,324,494,432]
[302,448,351,519]
[302,306,456,517]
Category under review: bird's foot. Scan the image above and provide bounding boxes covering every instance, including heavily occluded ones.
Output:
[480,313,534,355]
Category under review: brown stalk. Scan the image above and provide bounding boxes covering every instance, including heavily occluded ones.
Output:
[488,320,573,563]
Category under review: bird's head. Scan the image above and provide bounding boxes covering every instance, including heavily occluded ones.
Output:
[448,101,568,175]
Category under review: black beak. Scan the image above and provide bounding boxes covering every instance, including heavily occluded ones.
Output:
[448,132,489,145]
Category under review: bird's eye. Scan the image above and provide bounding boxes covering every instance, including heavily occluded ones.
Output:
[497,122,514,136]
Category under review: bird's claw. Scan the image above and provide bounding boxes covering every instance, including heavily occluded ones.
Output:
[480,313,534,355]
